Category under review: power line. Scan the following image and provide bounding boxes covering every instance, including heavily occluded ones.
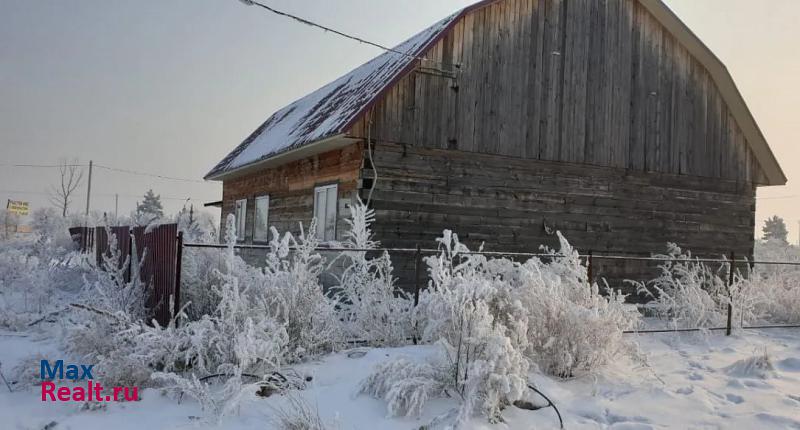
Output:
[0,189,209,202]
[1,162,215,184]
[757,195,799,200]
[0,163,86,168]
[93,164,212,184]
[240,0,435,63]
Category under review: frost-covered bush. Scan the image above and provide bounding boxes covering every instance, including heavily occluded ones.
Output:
[0,227,84,329]
[333,200,413,346]
[631,243,800,328]
[422,231,638,380]
[153,371,258,425]
[268,394,330,430]
[751,240,800,323]
[261,221,342,361]
[517,234,639,377]
[632,244,731,328]
[65,229,156,386]
[179,247,226,320]
[417,230,528,423]
[368,230,640,424]
[359,356,448,418]
[749,274,800,323]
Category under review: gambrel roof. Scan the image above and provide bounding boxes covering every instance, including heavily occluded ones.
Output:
[206,0,786,186]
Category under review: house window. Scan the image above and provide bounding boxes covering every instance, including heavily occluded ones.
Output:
[313,184,338,241]
[234,198,247,241]
[254,195,270,242]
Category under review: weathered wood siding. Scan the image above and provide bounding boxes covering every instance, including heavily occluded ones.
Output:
[220,143,362,243]
[360,143,756,292]
[350,0,767,184]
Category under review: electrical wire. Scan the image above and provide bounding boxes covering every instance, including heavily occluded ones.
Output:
[365,110,378,206]
[241,0,433,62]
[0,189,207,202]
[1,162,215,184]
[93,164,211,184]
[0,163,86,168]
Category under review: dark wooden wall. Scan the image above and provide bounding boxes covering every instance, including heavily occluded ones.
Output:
[360,142,756,294]
[349,0,767,184]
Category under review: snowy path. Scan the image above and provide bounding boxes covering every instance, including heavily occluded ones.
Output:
[1,328,799,429]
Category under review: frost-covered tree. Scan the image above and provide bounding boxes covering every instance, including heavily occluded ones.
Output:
[762,215,789,244]
[136,189,164,220]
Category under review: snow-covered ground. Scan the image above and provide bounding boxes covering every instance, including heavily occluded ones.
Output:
[3,326,799,430]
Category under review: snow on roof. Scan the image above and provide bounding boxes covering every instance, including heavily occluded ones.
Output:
[205,11,461,180]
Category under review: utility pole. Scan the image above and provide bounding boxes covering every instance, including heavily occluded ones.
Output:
[85,160,93,218]
[115,193,119,225]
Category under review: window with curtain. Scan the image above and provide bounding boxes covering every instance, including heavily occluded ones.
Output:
[234,198,247,242]
[313,184,338,241]
[254,195,270,242]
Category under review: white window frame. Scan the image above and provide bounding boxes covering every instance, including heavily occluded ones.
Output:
[253,195,270,243]
[313,184,338,242]
[234,198,247,242]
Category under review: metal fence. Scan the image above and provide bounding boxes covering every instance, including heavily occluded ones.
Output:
[182,242,800,335]
[71,224,182,326]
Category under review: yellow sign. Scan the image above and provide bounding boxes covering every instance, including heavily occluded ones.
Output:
[6,200,29,216]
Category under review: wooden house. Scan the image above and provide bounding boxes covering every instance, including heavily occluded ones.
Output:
[205,0,786,291]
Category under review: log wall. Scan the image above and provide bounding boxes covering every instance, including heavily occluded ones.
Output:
[359,142,755,295]
[220,143,363,243]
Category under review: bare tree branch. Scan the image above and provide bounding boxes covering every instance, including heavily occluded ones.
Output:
[48,158,84,217]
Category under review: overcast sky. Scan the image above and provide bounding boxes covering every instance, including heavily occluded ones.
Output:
[1,0,798,243]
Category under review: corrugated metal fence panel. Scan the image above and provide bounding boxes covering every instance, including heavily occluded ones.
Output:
[71,223,178,326]
[142,224,178,326]
[94,226,133,272]
[68,227,94,253]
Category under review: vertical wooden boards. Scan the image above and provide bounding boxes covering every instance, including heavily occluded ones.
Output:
[351,0,767,185]
[628,2,647,171]
[612,0,633,169]
[524,0,546,160]
[459,11,477,153]
[560,0,590,163]
[539,0,565,161]
[585,0,608,166]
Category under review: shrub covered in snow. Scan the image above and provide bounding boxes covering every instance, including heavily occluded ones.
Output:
[359,355,449,418]
[363,229,639,425]
[333,200,413,346]
[261,221,343,361]
[0,218,85,330]
[268,394,330,430]
[633,242,800,328]
[516,234,639,378]
[632,244,732,329]
[751,240,800,323]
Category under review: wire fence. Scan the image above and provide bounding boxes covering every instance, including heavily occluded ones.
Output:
[182,242,800,336]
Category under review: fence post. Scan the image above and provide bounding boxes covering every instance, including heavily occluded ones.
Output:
[587,250,593,287]
[126,229,134,283]
[174,231,183,321]
[726,251,735,336]
[414,244,422,307]
[412,244,422,346]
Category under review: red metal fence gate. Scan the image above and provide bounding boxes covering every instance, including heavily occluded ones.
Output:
[73,224,180,326]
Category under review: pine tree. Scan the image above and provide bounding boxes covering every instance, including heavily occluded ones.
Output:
[762,215,788,243]
[136,189,164,219]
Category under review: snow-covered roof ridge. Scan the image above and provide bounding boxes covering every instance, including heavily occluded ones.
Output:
[205,10,462,180]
